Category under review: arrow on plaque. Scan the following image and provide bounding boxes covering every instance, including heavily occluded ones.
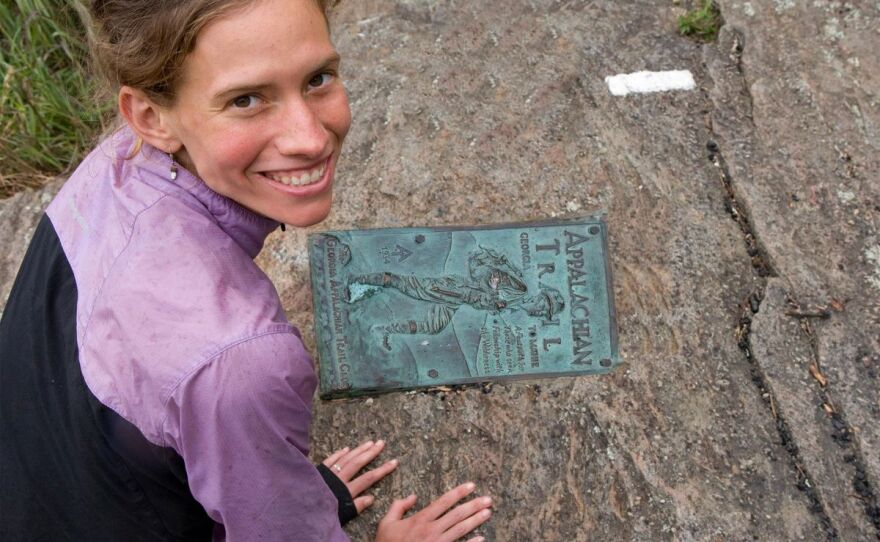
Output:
[392,244,412,263]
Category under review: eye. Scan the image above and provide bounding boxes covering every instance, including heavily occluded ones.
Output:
[230,94,261,109]
[308,72,334,89]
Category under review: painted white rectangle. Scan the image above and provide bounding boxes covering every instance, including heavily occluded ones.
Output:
[605,70,696,96]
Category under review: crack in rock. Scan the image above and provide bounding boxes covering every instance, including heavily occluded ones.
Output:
[726,28,755,123]
[702,17,880,538]
[790,308,880,536]
[706,141,774,278]
[704,78,836,534]
[733,285,839,540]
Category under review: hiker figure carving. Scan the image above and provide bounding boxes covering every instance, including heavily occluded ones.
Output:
[348,247,565,349]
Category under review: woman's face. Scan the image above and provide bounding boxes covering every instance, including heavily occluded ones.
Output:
[164,0,351,227]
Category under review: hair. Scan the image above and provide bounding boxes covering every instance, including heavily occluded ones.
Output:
[87,0,330,107]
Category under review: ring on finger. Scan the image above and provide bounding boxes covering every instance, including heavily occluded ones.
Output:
[332,464,342,473]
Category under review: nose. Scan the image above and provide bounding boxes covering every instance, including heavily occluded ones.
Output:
[274,98,329,158]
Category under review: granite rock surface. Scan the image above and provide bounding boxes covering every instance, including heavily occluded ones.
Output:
[1,0,877,540]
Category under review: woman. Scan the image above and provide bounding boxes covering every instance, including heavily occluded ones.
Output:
[0,0,493,540]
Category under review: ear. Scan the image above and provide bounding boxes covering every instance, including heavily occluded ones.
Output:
[118,86,182,153]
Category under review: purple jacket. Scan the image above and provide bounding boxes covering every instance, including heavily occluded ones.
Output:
[1,126,349,541]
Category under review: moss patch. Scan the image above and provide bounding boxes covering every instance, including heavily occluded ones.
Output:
[678,0,723,42]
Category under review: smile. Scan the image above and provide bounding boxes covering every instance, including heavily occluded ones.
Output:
[263,161,327,187]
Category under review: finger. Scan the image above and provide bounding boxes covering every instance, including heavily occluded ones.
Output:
[336,440,375,469]
[340,440,386,479]
[354,495,375,513]
[436,496,492,532]
[439,507,492,542]
[419,482,476,521]
[347,458,398,496]
[465,537,485,542]
[383,494,418,521]
[322,447,350,467]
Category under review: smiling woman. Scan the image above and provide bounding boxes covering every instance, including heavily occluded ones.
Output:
[0,1,493,541]
[120,0,351,227]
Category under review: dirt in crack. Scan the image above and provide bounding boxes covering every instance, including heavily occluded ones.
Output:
[710,139,836,537]
[796,314,880,536]
[707,141,774,277]
[734,286,840,540]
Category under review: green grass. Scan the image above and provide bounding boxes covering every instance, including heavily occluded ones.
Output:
[0,0,111,198]
[678,0,723,42]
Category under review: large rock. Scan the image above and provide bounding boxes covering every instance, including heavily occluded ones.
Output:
[707,0,880,537]
[0,179,61,320]
[266,1,834,539]
[2,0,876,540]
[750,280,875,536]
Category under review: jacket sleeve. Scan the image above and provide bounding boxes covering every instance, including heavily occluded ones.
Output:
[316,464,358,525]
[161,330,350,542]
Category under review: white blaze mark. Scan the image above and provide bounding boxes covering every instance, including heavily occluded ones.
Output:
[605,70,696,96]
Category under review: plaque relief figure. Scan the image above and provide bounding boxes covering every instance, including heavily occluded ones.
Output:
[348,247,565,349]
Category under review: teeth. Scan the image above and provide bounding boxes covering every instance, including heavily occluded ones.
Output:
[267,164,325,186]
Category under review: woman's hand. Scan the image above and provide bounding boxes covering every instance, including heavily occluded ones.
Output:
[323,440,399,513]
[375,483,493,542]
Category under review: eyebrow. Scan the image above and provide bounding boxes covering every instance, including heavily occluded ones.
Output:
[211,52,342,103]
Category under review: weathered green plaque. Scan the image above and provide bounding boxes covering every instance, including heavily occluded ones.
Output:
[308,216,619,398]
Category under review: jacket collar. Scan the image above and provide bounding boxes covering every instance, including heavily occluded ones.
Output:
[126,130,279,259]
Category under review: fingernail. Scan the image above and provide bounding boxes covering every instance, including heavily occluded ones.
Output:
[376,439,385,446]
[389,458,399,466]
[481,508,492,518]
[465,482,476,491]
[481,496,493,506]
[474,538,485,542]
[365,440,374,447]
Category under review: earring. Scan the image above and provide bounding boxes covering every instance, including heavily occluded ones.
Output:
[168,152,178,181]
